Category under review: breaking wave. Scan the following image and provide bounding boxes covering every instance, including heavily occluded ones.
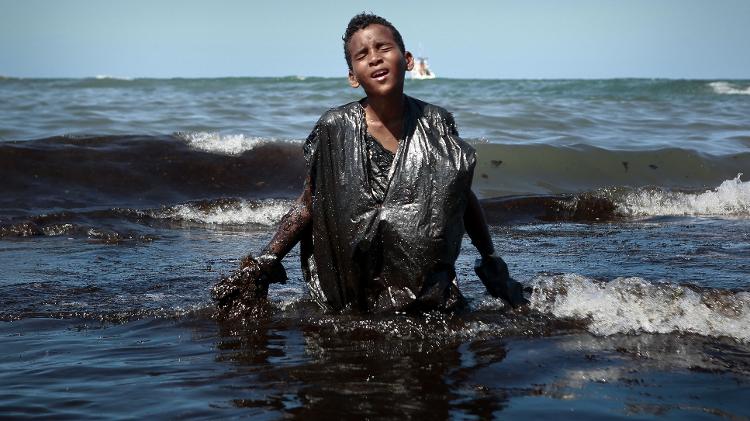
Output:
[153,198,291,225]
[1,134,748,225]
[709,81,750,95]
[0,198,293,241]
[616,173,749,217]
[93,75,134,81]
[2,175,748,242]
[480,174,750,223]
[175,131,285,156]
[530,274,750,342]
[8,273,747,345]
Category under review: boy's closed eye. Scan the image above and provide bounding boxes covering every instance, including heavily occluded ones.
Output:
[354,49,368,60]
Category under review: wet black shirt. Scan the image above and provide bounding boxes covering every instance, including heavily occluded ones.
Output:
[301,96,476,312]
[365,133,396,203]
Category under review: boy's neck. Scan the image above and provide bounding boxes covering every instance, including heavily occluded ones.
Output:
[364,92,405,126]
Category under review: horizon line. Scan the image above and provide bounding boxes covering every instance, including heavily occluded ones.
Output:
[2,75,750,81]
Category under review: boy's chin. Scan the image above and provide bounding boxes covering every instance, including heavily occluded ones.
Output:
[362,80,404,98]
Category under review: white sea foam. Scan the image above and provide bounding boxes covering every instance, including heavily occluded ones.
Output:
[709,81,750,95]
[176,132,277,155]
[93,75,133,81]
[617,174,750,217]
[272,287,307,311]
[530,274,750,342]
[157,199,291,226]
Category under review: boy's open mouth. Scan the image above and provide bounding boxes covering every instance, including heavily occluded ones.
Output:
[371,69,389,79]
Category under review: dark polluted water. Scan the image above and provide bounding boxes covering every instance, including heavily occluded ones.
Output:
[1,215,749,419]
[1,77,749,418]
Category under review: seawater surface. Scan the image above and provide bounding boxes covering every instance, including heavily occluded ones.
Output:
[1,77,749,419]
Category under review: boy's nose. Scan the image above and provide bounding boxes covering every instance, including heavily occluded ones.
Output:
[368,53,383,66]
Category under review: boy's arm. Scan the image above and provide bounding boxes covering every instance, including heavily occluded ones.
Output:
[256,178,312,262]
[465,189,529,307]
[449,111,491,254]
[464,189,495,257]
[245,178,313,277]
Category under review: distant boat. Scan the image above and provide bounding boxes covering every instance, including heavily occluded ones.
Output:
[410,57,436,80]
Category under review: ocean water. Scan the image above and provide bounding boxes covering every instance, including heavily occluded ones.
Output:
[1,77,749,419]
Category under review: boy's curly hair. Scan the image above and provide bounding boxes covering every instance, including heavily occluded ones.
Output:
[343,13,405,71]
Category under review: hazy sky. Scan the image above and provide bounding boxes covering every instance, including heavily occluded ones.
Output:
[1,0,748,79]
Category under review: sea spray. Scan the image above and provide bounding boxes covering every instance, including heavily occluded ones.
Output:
[709,81,750,95]
[176,131,283,156]
[530,274,750,342]
[616,173,749,217]
[154,198,292,226]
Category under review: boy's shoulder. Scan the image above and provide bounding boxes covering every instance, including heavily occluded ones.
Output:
[406,95,451,118]
[407,96,455,125]
[315,101,361,128]
[406,96,459,134]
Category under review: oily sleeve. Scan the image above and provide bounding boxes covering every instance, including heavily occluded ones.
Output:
[303,123,320,170]
[426,102,460,137]
[303,118,326,192]
[303,109,340,192]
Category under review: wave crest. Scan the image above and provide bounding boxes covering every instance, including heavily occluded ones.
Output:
[152,198,292,225]
[176,131,292,156]
[617,173,749,217]
[93,75,134,81]
[530,274,750,342]
[709,81,750,95]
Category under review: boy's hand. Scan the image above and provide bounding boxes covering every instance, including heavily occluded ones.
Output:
[474,254,529,308]
[212,253,288,316]
[241,253,287,285]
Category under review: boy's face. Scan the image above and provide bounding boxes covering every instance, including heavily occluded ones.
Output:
[347,24,414,98]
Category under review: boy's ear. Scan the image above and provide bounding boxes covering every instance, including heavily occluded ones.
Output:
[348,70,360,88]
[405,51,415,72]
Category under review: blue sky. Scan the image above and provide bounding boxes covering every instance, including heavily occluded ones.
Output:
[1,0,748,79]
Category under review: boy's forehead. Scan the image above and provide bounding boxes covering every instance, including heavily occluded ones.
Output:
[348,24,397,47]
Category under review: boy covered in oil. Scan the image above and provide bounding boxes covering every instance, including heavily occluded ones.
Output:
[213,13,527,314]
